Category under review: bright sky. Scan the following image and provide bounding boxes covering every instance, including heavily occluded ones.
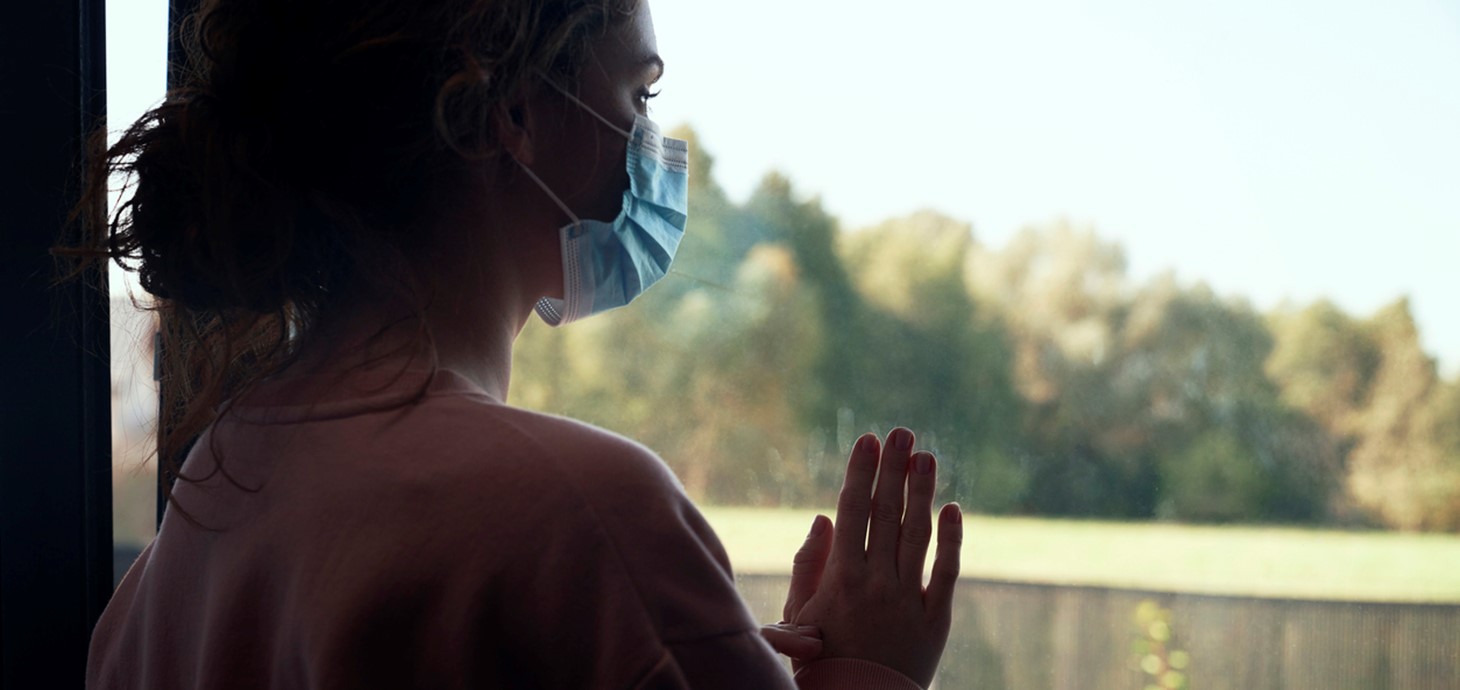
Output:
[107,0,1460,374]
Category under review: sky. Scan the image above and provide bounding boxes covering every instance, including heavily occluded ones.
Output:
[106,0,1460,375]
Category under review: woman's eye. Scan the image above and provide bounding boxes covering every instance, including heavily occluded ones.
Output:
[638,88,661,108]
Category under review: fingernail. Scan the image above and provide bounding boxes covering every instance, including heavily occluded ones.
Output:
[915,453,933,475]
[857,434,876,453]
[808,516,827,537]
[950,504,962,523]
[895,428,914,450]
[795,625,820,636]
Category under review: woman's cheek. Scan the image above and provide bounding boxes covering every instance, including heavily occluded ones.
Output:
[591,148,630,221]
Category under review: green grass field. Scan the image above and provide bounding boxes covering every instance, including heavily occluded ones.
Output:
[700,506,1460,603]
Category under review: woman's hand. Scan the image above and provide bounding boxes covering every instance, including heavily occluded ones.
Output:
[758,622,822,661]
[779,428,963,688]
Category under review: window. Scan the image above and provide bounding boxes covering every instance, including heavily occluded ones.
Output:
[104,0,1460,686]
[509,1,1460,686]
[107,0,167,584]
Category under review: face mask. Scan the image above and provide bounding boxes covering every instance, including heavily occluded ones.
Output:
[513,86,689,327]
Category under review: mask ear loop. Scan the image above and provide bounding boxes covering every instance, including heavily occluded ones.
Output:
[511,73,634,224]
[513,158,582,225]
[537,73,633,139]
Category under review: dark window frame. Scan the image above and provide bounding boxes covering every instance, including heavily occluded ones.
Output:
[1,0,112,686]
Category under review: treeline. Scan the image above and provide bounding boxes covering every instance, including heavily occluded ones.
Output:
[510,126,1460,532]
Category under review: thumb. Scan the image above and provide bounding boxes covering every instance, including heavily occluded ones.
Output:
[759,623,823,660]
[783,514,832,622]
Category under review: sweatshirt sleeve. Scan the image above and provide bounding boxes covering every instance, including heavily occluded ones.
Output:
[794,659,924,689]
[629,635,923,690]
[562,433,923,690]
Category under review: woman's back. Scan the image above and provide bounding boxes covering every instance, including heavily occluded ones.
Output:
[87,365,802,689]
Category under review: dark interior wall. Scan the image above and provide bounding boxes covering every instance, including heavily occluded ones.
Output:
[0,0,112,686]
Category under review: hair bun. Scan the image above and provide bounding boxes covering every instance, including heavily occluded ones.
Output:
[120,91,332,314]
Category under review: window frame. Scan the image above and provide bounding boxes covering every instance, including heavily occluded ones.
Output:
[0,0,113,685]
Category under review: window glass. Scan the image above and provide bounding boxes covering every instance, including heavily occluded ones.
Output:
[510,0,1460,686]
[107,0,167,585]
[103,0,1460,685]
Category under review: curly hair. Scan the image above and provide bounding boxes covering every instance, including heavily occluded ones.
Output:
[55,0,638,530]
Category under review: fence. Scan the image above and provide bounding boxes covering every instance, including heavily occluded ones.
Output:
[734,575,1460,690]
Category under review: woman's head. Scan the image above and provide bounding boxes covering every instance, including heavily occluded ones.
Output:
[58,0,654,527]
[125,0,643,312]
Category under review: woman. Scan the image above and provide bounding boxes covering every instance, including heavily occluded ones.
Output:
[70,0,962,687]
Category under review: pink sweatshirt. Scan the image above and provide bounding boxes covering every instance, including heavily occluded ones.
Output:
[87,365,922,689]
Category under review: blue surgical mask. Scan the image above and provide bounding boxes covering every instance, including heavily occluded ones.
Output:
[514,88,689,327]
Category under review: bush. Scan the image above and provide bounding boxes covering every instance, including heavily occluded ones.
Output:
[1159,431,1265,522]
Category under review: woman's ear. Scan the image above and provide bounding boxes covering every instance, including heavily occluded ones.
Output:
[494,97,535,167]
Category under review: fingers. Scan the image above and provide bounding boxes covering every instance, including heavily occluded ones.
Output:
[897,451,937,587]
[866,428,915,577]
[759,623,823,660]
[925,503,963,615]
[783,515,833,621]
[832,433,881,565]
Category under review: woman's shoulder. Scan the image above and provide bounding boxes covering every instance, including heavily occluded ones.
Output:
[441,392,668,474]
[318,371,752,646]
[430,390,752,639]
[413,378,687,511]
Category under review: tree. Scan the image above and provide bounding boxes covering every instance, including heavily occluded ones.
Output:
[1343,299,1451,530]
[840,210,1024,511]
[1160,430,1266,522]
[1266,300,1381,441]
[1417,380,1460,529]
[659,126,756,293]
[742,173,868,445]
[660,244,822,504]
[508,126,1435,528]
[1268,297,1460,530]
[962,220,1152,516]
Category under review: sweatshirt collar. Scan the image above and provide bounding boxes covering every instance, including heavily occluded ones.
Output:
[223,365,496,425]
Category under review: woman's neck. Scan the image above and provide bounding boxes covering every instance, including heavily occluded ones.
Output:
[277,168,559,404]
[276,277,530,404]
